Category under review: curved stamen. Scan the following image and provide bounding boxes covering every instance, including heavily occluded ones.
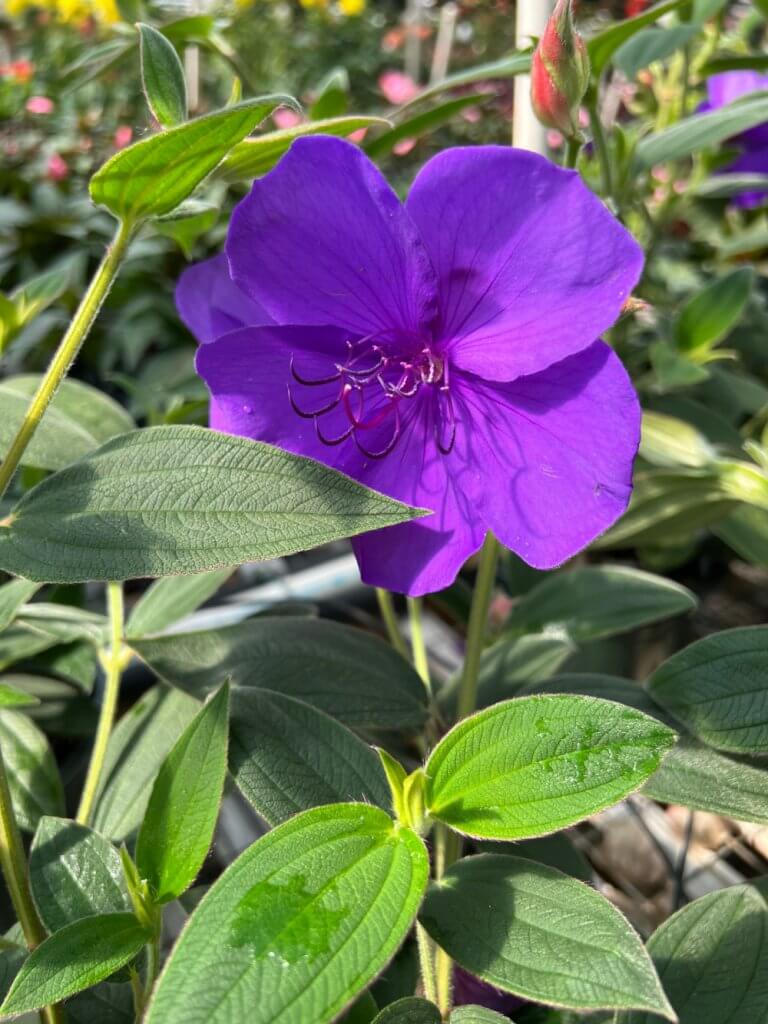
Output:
[435,388,456,455]
[354,402,402,459]
[316,418,354,446]
[288,382,343,419]
[290,354,342,388]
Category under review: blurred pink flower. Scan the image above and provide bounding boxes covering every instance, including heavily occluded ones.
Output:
[114,125,132,149]
[378,70,419,105]
[547,129,565,150]
[26,95,53,115]
[273,108,302,130]
[348,128,368,143]
[393,137,416,156]
[461,106,482,124]
[46,153,68,181]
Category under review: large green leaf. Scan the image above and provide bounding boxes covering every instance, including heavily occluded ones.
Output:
[643,734,768,824]
[372,999,441,1023]
[0,579,40,632]
[519,673,669,723]
[588,0,688,75]
[229,689,390,825]
[145,804,429,1024]
[138,22,187,127]
[364,94,488,160]
[421,855,672,1018]
[133,617,427,732]
[0,377,134,472]
[0,712,64,831]
[125,568,233,638]
[136,685,228,903]
[0,426,425,584]
[92,685,199,841]
[504,566,696,643]
[29,817,130,932]
[617,883,768,1024]
[0,913,149,1017]
[425,695,676,840]
[674,269,754,355]
[648,626,768,754]
[90,97,294,222]
[613,25,698,78]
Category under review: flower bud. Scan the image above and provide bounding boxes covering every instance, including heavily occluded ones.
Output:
[530,0,591,139]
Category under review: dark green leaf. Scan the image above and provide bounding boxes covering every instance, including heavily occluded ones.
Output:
[0,913,149,1016]
[0,580,40,632]
[0,426,425,583]
[0,625,58,671]
[126,567,232,638]
[399,53,531,110]
[648,626,768,754]
[66,981,135,1024]
[161,14,215,44]
[136,684,229,903]
[229,689,390,825]
[675,269,753,354]
[29,817,130,932]
[421,855,673,1018]
[588,0,688,75]
[614,25,698,78]
[425,695,676,840]
[373,998,441,1023]
[713,505,768,568]
[0,712,64,831]
[90,97,295,222]
[519,673,669,722]
[364,94,489,160]
[133,617,427,732]
[145,804,429,1024]
[480,832,592,882]
[138,23,187,127]
[701,54,768,74]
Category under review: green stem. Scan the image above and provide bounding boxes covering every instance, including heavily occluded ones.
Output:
[407,597,432,699]
[375,588,408,660]
[0,220,133,503]
[144,929,161,1006]
[563,135,581,170]
[587,94,613,201]
[456,533,500,722]
[76,581,125,826]
[416,922,438,1005]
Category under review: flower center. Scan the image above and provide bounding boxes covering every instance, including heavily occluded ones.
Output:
[288,334,456,459]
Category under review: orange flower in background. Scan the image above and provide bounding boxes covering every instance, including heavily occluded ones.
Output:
[0,61,34,83]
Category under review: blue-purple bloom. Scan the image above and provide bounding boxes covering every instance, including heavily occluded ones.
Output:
[179,138,642,596]
[700,71,768,208]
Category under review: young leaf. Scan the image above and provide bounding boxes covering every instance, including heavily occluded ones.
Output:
[0,913,149,1016]
[648,626,768,754]
[90,96,296,223]
[372,998,441,1023]
[420,855,673,1019]
[29,817,130,932]
[0,426,426,583]
[425,695,676,840]
[639,412,715,469]
[0,712,65,831]
[450,1008,511,1024]
[138,23,187,127]
[227,689,390,825]
[0,579,40,632]
[674,269,753,355]
[0,683,40,709]
[145,804,429,1024]
[504,566,696,643]
[133,617,428,731]
[616,883,768,1024]
[136,684,229,903]
[125,567,233,638]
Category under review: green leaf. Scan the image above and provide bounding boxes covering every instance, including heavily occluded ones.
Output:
[450,1008,511,1024]
[136,684,229,903]
[425,695,676,840]
[92,685,199,841]
[0,913,149,1016]
[29,817,130,932]
[138,23,187,127]
[648,626,768,754]
[519,673,668,723]
[154,199,218,258]
[133,617,427,732]
[504,566,696,643]
[693,172,768,198]
[66,981,134,1024]
[0,684,39,709]
[161,13,214,44]
[145,804,429,1024]
[0,426,425,583]
[399,53,531,110]
[713,505,768,568]
[126,568,232,638]
[674,268,753,354]
[616,883,768,1024]
[701,54,768,75]
[643,734,768,825]
[479,832,592,882]
[0,626,58,671]
[0,712,64,831]
[310,68,350,120]
[10,260,75,331]
[229,689,390,825]
[421,855,673,1019]
[588,0,688,75]
[364,94,489,160]
[90,97,295,223]
[634,93,768,169]
[218,116,390,182]
[373,998,441,1023]
[0,580,40,632]
[0,377,135,472]
[640,412,715,469]
[614,25,698,78]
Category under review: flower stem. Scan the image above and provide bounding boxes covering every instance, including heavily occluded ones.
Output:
[375,588,408,660]
[407,597,432,699]
[456,533,500,722]
[76,581,125,826]
[586,93,613,202]
[563,135,581,170]
[416,922,438,1005]
[0,220,133,503]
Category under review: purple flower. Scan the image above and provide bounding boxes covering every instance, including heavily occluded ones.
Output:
[700,71,768,208]
[180,138,642,596]
[453,966,525,1017]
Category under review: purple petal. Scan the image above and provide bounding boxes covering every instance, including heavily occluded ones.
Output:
[718,147,768,207]
[226,137,438,340]
[453,341,640,568]
[175,254,274,345]
[705,72,768,149]
[406,147,644,381]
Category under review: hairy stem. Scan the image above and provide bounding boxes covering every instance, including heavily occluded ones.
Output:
[375,588,408,660]
[77,581,125,826]
[0,220,133,502]
[416,922,438,1005]
[407,597,432,699]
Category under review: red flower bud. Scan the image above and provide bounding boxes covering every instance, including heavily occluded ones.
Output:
[530,0,590,139]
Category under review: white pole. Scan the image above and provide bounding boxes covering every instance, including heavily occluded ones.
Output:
[513,0,554,153]
[430,2,459,86]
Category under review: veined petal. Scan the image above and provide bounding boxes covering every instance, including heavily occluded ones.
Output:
[175,253,274,345]
[453,341,640,567]
[227,136,438,339]
[406,147,643,381]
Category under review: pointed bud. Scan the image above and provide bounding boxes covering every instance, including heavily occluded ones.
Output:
[530,0,591,139]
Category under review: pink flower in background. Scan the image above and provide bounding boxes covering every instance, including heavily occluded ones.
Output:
[46,153,68,181]
[378,70,419,105]
[26,95,53,115]
[114,125,132,149]
[273,108,303,130]
[393,138,417,156]
[348,128,368,144]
